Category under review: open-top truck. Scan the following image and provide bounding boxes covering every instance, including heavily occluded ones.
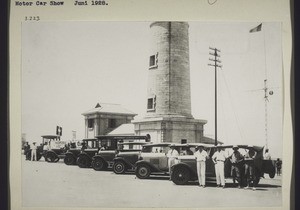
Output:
[42,135,68,163]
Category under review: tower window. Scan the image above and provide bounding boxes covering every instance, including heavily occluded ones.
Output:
[108,119,117,128]
[147,96,156,111]
[149,53,158,69]
[88,119,94,129]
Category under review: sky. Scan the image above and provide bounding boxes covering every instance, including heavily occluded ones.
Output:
[22,21,283,158]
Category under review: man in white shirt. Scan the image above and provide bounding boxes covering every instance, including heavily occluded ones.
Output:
[31,142,37,161]
[264,149,271,160]
[194,145,208,187]
[212,145,227,188]
[167,145,179,176]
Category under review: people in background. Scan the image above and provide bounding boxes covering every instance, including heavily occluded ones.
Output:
[229,145,244,189]
[31,142,37,161]
[212,145,227,188]
[167,145,179,178]
[24,142,30,160]
[244,145,257,190]
[276,158,282,176]
[264,149,271,160]
[194,145,208,188]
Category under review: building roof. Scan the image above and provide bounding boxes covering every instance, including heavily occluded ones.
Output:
[82,103,137,116]
[201,136,223,145]
[107,123,135,136]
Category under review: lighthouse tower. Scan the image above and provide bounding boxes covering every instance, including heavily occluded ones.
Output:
[133,22,207,144]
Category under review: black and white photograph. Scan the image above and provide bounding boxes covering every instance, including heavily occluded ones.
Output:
[21,21,283,208]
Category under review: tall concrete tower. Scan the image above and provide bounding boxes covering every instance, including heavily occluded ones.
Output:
[146,22,192,118]
[133,22,207,143]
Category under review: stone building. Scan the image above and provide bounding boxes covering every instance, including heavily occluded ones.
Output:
[133,22,207,144]
[82,103,136,138]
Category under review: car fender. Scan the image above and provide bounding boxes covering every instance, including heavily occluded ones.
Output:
[171,162,197,178]
[135,160,160,172]
[113,157,132,168]
[65,151,77,159]
[78,153,92,161]
[45,150,58,157]
[92,155,108,166]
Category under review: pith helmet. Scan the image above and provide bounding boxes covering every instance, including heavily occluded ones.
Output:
[233,145,239,149]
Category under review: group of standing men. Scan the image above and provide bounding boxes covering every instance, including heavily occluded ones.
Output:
[195,145,259,190]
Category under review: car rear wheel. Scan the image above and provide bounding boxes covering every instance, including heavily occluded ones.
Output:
[77,155,90,168]
[92,158,106,171]
[171,166,191,185]
[113,161,126,174]
[64,154,75,165]
[136,164,151,179]
[268,167,276,178]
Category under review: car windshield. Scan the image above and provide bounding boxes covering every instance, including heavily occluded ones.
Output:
[118,144,144,151]
[142,146,171,153]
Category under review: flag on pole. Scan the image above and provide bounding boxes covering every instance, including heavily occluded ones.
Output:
[249,23,262,33]
[56,126,62,136]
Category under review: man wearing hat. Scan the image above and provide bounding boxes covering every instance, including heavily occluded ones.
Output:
[212,144,227,188]
[194,145,208,187]
[244,145,257,190]
[31,142,37,161]
[229,145,243,188]
[167,144,179,177]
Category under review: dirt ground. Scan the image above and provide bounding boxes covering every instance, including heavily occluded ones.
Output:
[22,157,282,208]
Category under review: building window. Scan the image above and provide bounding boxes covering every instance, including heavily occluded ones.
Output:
[147,96,156,111]
[88,119,94,129]
[149,53,158,69]
[108,119,117,128]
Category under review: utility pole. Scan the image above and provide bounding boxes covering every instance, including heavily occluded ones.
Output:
[208,47,222,146]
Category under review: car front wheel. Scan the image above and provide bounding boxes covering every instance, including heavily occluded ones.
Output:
[45,152,56,163]
[171,166,191,185]
[136,164,151,179]
[92,158,106,171]
[64,154,75,165]
[113,161,126,174]
[77,156,90,168]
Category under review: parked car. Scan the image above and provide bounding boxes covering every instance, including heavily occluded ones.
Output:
[91,135,149,171]
[134,143,189,179]
[170,144,276,185]
[112,142,149,174]
[76,138,100,168]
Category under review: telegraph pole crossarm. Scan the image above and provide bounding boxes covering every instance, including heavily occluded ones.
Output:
[208,47,222,146]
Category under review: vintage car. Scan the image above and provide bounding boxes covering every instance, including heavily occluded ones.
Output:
[91,135,149,171]
[112,142,149,174]
[170,144,276,185]
[42,135,68,163]
[134,143,195,179]
[76,138,100,168]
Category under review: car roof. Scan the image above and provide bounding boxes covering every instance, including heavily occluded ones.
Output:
[142,143,184,147]
[95,135,148,140]
[41,135,60,139]
[182,143,214,148]
[118,142,149,146]
[215,144,264,151]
